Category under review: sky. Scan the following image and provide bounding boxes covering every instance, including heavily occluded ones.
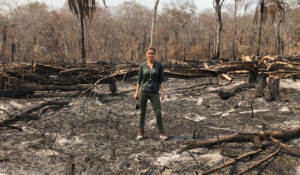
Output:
[17,0,220,12]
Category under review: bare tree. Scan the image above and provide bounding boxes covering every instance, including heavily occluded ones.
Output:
[254,0,287,56]
[213,0,225,60]
[255,0,267,56]
[276,1,286,55]
[150,0,160,47]
[233,0,242,60]
[0,0,298,63]
[0,20,9,62]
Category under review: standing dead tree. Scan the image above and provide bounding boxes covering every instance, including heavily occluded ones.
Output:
[254,0,286,56]
[150,0,160,47]
[213,0,224,60]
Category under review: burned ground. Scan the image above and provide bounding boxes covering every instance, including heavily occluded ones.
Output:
[0,75,300,174]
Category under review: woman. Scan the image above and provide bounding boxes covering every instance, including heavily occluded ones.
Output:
[134,47,167,141]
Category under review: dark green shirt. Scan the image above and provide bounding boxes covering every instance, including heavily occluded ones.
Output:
[138,61,164,92]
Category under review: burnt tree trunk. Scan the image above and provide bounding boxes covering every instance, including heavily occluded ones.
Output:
[248,61,258,85]
[109,79,117,95]
[0,89,35,98]
[232,0,238,61]
[150,0,159,47]
[80,14,86,63]
[256,0,265,56]
[11,43,16,62]
[213,0,224,60]
[248,70,257,85]
[256,73,267,97]
[265,75,280,101]
[219,83,255,100]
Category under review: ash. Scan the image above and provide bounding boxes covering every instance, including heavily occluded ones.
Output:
[0,75,300,174]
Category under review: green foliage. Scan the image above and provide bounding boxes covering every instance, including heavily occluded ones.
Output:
[0,21,16,29]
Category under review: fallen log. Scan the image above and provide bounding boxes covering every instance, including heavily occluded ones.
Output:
[177,126,300,154]
[59,68,100,78]
[0,84,92,98]
[220,73,234,83]
[197,127,300,174]
[269,136,300,157]
[33,63,63,75]
[21,84,93,92]
[0,89,35,98]
[218,83,255,100]
[164,69,217,78]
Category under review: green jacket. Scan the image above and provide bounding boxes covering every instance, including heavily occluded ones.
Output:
[138,61,164,92]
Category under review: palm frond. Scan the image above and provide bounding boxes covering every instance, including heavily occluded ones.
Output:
[102,0,107,8]
[68,0,96,20]
[68,0,80,17]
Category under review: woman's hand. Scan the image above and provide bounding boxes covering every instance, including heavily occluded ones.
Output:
[134,83,140,99]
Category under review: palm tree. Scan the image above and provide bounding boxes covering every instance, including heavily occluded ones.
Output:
[68,0,106,63]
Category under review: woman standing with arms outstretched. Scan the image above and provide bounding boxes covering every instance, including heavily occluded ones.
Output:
[134,47,167,141]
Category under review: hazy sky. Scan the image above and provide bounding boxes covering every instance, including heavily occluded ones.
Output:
[18,0,218,12]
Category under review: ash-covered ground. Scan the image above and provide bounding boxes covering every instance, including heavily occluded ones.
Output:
[0,75,300,175]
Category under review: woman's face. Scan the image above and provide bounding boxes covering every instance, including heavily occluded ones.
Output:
[146,49,156,62]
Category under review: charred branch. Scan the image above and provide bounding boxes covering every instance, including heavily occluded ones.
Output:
[0,101,69,128]
[178,126,300,154]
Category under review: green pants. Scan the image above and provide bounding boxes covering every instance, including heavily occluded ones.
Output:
[138,90,164,132]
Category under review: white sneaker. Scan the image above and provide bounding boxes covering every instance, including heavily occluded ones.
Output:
[159,132,168,141]
[136,129,144,140]
[136,135,143,140]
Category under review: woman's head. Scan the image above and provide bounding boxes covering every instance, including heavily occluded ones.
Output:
[146,47,156,54]
[146,47,156,62]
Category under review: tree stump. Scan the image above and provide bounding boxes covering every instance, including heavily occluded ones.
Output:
[248,70,257,85]
[256,74,267,97]
[265,75,280,101]
[248,61,258,85]
[109,80,117,95]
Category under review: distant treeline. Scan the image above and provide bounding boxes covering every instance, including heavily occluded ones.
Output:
[0,0,299,64]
